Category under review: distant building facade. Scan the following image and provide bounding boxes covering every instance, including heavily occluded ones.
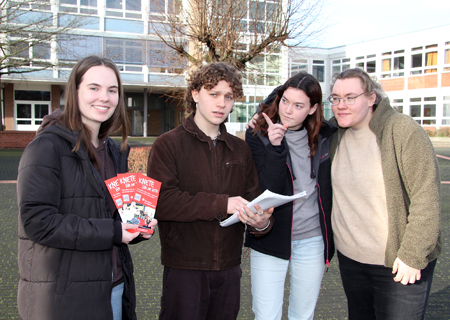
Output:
[0,0,287,145]
[1,7,449,148]
[288,25,450,129]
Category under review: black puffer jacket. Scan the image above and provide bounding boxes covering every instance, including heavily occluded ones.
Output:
[244,122,336,263]
[17,121,137,320]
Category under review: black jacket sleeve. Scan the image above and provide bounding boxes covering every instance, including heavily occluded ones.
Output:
[17,135,116,251]
[245,128,289,194]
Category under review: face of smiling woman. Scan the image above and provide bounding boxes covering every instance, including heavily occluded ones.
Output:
[77,65,119,136]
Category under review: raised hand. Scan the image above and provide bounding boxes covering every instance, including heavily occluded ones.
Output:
[262,112,288,146]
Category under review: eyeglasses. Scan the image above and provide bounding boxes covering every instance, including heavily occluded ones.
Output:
[327,92,366,106]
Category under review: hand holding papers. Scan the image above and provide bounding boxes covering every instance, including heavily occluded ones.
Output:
[220,189,307,227]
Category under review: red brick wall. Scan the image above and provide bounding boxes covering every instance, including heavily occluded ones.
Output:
[408,74,438,89]
[379,78,405,91]
[0,131,35,149]
[442,73,450,87]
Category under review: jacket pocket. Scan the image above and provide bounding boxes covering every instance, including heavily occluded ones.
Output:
[56,250,73,294]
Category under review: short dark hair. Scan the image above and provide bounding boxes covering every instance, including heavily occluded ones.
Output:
[185,62,243,113]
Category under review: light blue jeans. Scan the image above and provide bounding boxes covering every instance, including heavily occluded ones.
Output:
[111,282,124,320]
[251,236,325,320]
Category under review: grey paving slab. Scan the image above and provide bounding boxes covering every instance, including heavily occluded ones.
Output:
[1,145,450,319]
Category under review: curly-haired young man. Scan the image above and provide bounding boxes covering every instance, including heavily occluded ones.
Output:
[147,62,273,320]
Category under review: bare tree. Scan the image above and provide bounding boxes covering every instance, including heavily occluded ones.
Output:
[148,0,325,72]
[0,0,89,82]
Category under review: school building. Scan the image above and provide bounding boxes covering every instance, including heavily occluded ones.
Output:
[1,4,449,148]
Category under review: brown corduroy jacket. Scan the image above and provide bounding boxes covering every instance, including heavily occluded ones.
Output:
[147,114,261,271]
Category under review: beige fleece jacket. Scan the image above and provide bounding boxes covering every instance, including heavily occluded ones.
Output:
[330,97,441,270]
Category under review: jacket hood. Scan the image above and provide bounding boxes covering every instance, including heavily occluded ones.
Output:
[37,109,63,133]
[35,111,81,152]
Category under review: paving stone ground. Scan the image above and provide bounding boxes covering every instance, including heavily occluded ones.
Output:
[1,146,449,319]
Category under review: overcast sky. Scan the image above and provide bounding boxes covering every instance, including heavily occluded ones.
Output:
[312,0,450,48]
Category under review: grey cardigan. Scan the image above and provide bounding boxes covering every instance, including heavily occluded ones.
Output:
[330,97,441,270]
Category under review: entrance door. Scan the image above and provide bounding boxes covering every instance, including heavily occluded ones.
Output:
[15,102,49,131]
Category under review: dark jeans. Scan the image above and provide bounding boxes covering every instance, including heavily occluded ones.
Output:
[159,265,242,320]
[337,251,436,320]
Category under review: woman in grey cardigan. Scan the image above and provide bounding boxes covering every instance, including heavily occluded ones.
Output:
[329,68,441,319]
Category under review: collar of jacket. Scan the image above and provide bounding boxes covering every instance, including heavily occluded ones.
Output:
[320,120,337,139]
[182,113,235,151]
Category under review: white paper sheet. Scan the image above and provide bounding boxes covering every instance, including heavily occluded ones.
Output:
[219,189,307,227]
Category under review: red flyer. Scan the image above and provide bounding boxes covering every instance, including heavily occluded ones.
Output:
[134,173,162,222]
[104,173,161,234]
[105,176,123,209]
[117,173,137,204]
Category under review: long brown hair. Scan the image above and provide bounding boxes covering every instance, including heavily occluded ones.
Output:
[59,55,128,167]
[253,72,324,158]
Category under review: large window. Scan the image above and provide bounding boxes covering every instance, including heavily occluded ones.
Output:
[14,90,50,131]
[59,0,98,14]
[410,45,438,75]
[106,0,142,18]
[409,97,436,125]
[147,40,186,73]
[443,96,450,125]
[356,54,376,74]
[330,58,350,77]
[105,38,145,65]
[290,58,308,77]
[57,35,102,61]
[381,50,404,78]
[8,34,52,67]
[445,41,450,72]
[312,60,324,82]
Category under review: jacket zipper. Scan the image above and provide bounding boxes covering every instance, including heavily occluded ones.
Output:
[287,162,295,260]
[317,182,330,269]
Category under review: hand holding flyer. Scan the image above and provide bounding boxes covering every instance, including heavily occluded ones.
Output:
[105,173,161,233]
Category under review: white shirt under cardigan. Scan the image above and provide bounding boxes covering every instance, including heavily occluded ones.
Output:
[331,126,389,265]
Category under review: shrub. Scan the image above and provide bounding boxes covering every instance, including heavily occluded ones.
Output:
[128,147,151,173]
[426,130,436,137]
[436,128,450,137]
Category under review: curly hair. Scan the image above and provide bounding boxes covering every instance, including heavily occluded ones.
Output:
[185,62,243,113]
[253,72,324,158]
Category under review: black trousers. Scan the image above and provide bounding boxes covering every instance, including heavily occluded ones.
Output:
[159,265,242,320]
[337,251,436,320]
